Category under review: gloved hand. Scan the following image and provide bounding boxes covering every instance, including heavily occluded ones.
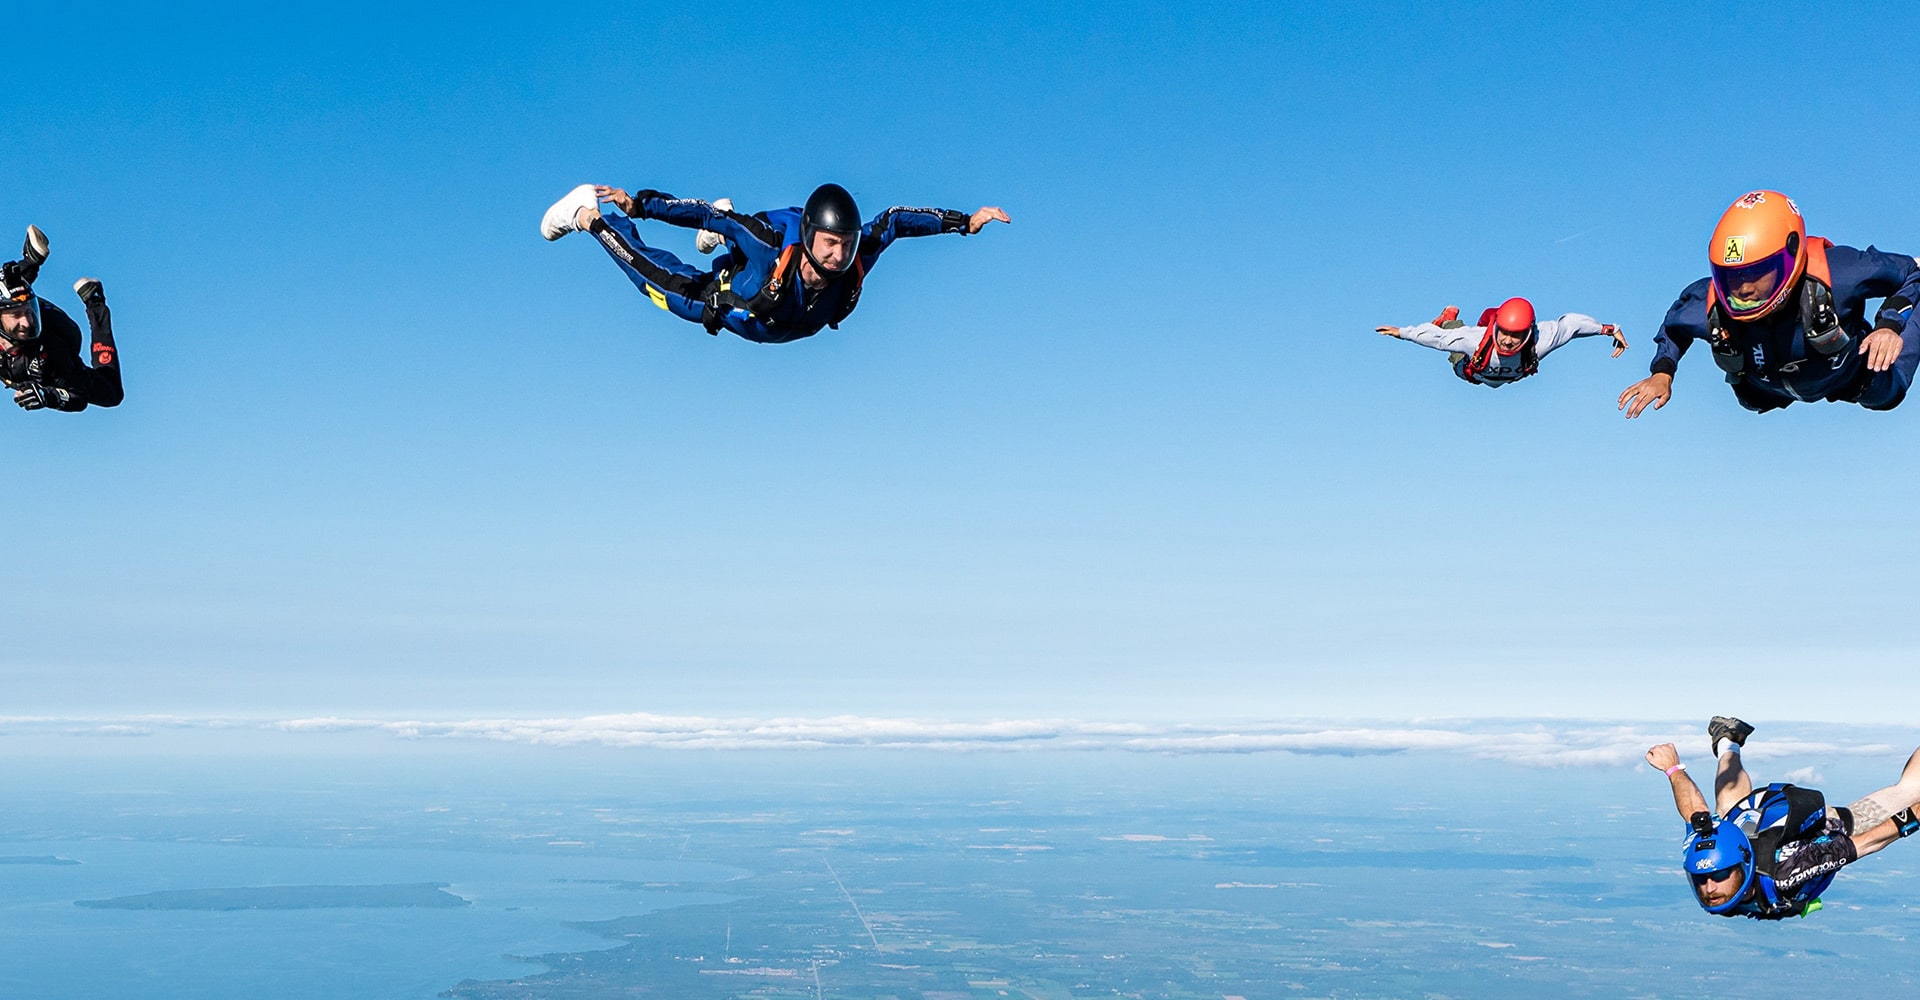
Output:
[14,383,75,410]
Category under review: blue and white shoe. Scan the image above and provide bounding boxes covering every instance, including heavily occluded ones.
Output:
[540,184,599,241]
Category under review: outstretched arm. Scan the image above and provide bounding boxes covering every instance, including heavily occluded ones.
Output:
[1647,744,1712,822]
[1376,321,1481,354]
[861,206,1008,260]
[1535,314,1628,359]
[1620,288,1706,419]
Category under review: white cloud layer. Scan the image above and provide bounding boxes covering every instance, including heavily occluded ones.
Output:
[4,713,1908,768]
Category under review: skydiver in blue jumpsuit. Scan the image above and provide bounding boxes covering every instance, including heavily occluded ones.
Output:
[540,182,1010,344]
[1619,190,1920,417]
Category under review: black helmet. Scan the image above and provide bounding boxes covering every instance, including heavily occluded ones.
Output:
[0,261,41,343]
[801,183,861,274]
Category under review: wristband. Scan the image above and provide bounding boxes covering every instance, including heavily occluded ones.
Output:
[1664,763,1687,776]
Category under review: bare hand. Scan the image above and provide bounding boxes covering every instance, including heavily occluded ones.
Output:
[1618,373,1672,419]
[1859,327,1904,372]
[594,186,636,215]
[1374,325,1402,338]
[1604,324,1629,359]
[1646,743,1682,772]
[968,207,1011,234]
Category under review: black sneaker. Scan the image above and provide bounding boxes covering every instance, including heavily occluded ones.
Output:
[1709,716,1754,757]
[73,278,103,305]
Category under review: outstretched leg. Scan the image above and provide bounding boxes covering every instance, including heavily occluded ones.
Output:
[1710,716,1755,814]
[1714,746,1752,815]
[585,213,715,327]
[1846,746,1920,831]
[74,278,121,408]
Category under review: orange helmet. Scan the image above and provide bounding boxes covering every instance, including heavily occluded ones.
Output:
[1490,296,1535,354]
[1708,191,1807,320]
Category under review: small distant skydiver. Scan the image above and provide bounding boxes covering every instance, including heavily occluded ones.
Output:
[540,182,1010,344]
[1646,717,1920,920]
[1373,297,1627,387]
[0,226,121,412]
[1620,190,1920,417]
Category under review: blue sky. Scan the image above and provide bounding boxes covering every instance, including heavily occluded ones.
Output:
[4,0,1916,721]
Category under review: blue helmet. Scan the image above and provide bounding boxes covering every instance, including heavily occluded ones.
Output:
[1683,816,1755,914]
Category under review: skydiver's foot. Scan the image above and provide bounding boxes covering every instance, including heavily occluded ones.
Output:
[73,277,103,305]
[1433,305,1462,328]
[21,225,48,268]
[1709,716,1754,757]
[540,184,600,241]
[695,198,733,254]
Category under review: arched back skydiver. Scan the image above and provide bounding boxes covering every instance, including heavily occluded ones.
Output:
[1646,717,1920,919]
[1373,297,1628,387]
[540,182,1010,344]
[0,226,122,413]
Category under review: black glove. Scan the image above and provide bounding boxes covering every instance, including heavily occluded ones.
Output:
[14,383,74,411]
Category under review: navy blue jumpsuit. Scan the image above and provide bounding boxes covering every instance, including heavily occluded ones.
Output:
[1650,245,1920,412]
[587,191,972,344]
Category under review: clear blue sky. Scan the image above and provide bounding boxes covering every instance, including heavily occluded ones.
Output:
[5,0,1915,721]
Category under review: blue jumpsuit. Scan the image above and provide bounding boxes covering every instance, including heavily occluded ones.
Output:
[1649,245,1920,412]
[588,191,971,344]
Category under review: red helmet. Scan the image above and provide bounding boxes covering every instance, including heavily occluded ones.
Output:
[1490,297,1535,355]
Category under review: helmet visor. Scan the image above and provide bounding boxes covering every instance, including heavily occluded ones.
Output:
[803,226,861,274]
[0,295,40,342]
[1690,865,1748,909]
[1712,248,1796,319]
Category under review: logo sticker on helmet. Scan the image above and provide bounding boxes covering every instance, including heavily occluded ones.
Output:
[1722,236,1747,264]
[1736,191,1768,209]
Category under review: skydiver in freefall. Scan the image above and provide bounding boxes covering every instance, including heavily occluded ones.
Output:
[539,182,1010,344]
[0,226,122,413]
[1619,190,1920,417]
[1647,717,1920,920]
[1373,297,1628,387]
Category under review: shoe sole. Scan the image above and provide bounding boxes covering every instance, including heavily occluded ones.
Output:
[540,184,599,241]
[22,225,48,265]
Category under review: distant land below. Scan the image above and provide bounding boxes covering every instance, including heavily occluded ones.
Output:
[74,883,470,911]
[0,856,80,866]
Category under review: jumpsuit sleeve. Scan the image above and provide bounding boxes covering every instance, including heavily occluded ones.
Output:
[1392,322,1482,354]
[1838,245,1920,331]
[1650,280,1712,378]
[1530,314,1608,358]
[860,207,971,260]
[631,190,785,250]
